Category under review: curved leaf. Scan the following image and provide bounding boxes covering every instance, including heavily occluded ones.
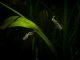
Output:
[8,16,38,29]
[0,2,56,54]
[0,16,55,53]
[10,16,55,53]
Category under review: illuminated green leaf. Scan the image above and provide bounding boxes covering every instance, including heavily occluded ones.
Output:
[0,2,55,54]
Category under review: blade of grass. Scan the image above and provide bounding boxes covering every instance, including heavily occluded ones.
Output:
[0,2,56,54]
[0,2,24,17]
[7,16,56,54]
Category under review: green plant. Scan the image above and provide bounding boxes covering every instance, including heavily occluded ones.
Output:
[0,1,55,55]
[0,0,80,60]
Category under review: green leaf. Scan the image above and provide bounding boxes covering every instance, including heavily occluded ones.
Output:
[0,16,55,53]
[0,2,56,54]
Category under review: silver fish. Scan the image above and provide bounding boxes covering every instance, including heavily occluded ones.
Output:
[52,16,63,30]
[23,31,34,40]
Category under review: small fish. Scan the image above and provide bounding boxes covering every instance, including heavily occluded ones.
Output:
[23,31,34,40]
[52,16,63,30]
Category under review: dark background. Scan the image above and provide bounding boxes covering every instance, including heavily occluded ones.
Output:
[0,0,80,60]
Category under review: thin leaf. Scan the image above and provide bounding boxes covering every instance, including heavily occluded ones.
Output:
[0,1,56,53]
[7,16,56,53]
[0,2,24,17]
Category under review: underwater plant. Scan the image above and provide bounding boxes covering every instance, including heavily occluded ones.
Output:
[0,2,56,55]
[0,0,80,60]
